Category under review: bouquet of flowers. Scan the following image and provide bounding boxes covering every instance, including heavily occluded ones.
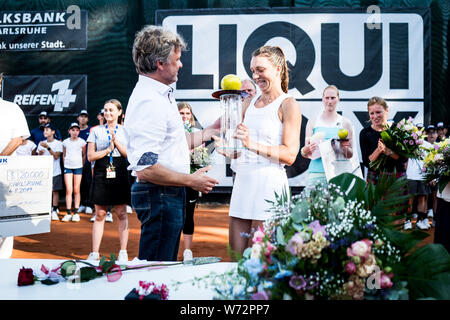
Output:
[190,146,211,174]
[370,118,426,172]
[205,174,450,300]
[423,139,450,193]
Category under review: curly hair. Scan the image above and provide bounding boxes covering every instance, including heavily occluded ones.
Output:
[132,25,186,75]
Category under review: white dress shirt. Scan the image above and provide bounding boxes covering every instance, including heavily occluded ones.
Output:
[124,75,190,176]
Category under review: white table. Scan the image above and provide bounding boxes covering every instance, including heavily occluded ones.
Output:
[0,258,237,300]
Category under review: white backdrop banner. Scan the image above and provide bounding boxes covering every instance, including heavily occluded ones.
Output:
[156,7,431,187]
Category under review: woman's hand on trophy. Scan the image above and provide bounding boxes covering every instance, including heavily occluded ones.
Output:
[234,123,250,148]
[212,135,240,159]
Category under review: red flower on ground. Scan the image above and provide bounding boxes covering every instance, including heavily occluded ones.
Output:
[18,267,35,286]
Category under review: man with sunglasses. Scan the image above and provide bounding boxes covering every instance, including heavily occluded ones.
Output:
[29,111,62,145]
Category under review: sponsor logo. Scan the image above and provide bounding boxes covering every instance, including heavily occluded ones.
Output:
[13,79,76,112]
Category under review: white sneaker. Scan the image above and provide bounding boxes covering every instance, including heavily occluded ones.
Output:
[87,252,100,261]
[411,213,418,220]
[61,214,72,222]
[90,214,96,222]
[422,218,431,229]
[72,213,80,222]
[85,207,93,214]
[51,210,60,221]
[117,250,128,263]
[77,205,86,213]
[427,209,434,218]
[183,249,193,262]
[105,212,113,223]
[404,220,412,230]
[416,219,430,230]
[126,205,133,214]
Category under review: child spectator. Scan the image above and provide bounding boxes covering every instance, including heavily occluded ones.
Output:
[37,124,63,221]
[61,123,87,222]
[15,139,36,156]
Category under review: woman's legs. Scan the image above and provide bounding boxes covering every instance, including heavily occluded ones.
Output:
[229,216,253,259]
[114,204,129,251]
[92,204,108,253]
[64,173,73,212]
[73,174,82,210]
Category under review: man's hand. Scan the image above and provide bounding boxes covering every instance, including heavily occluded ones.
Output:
[190,165,219,194]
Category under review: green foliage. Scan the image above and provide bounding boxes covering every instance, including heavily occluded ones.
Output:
[330,173,450,300]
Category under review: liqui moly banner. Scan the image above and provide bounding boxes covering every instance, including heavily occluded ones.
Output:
[1,75,87,116]
[156,7,431,188]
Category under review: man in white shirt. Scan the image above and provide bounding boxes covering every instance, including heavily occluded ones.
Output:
[0,72,31,258]
[124,26,220,262]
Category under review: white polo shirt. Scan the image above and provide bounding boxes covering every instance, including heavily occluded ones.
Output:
[124,75,190,176]
[0,98,30,154]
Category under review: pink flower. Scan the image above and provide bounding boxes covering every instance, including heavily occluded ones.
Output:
[347,239,373,259]
[345,261,357,274]
[252,290,269,300]
[379,272,394,289]
[252,226,265,244]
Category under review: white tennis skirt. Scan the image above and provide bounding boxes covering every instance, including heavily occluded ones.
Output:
[229,164,289,221]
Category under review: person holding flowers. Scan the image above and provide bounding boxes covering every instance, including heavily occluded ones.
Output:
[359,97,411,227]
[359,97,408,182]
[178,101,202,262]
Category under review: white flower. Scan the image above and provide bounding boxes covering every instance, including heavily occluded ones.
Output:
[251,243,263,259]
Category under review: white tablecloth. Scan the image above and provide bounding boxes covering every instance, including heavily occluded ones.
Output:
[0,258,237,300]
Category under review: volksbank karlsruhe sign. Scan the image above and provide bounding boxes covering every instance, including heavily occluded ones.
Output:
[156,7,431,187]
[1,75,87,116]
[0,8,87,51]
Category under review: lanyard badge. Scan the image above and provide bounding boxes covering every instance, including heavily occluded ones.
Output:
[105,124,118,179]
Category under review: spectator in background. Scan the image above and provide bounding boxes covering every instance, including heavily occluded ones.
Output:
[15,139,37,156]
[0,72,31,259]
[178,101,201,261]
[425,124,438,225]
[406,123,431,230]
[87,99,130,263]
[301,85,353,187]
[436,122,447,142]
[29,111,62,145]
[77,109,94,215]
[61,122,87,222]
[359,97,409,228]
[36,124,63,221]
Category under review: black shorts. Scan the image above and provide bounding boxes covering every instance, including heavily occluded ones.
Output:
[52,174,63,191]
[408,179,431,195]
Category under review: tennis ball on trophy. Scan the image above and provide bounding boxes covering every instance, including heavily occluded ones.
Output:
[338,128,349,139]
[221,74,241,90]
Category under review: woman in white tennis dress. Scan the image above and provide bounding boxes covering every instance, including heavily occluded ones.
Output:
[222,46,302,256]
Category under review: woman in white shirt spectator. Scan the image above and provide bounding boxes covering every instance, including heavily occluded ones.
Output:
[87,99,130,263]
[61,122,87,222]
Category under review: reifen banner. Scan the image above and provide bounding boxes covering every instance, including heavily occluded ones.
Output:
[1,75,87,116]
[156,7,431,188]
[0,7,87,51]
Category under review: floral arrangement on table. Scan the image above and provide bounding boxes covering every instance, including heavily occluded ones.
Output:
[422,138,450,193]
[190,145,211,174]
[205,173,450,300]
[370,117,426,171]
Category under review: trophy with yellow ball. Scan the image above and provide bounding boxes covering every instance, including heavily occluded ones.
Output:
[212,74,248,158]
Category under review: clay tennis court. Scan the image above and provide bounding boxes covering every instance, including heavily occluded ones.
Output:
[11,204,232,262]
